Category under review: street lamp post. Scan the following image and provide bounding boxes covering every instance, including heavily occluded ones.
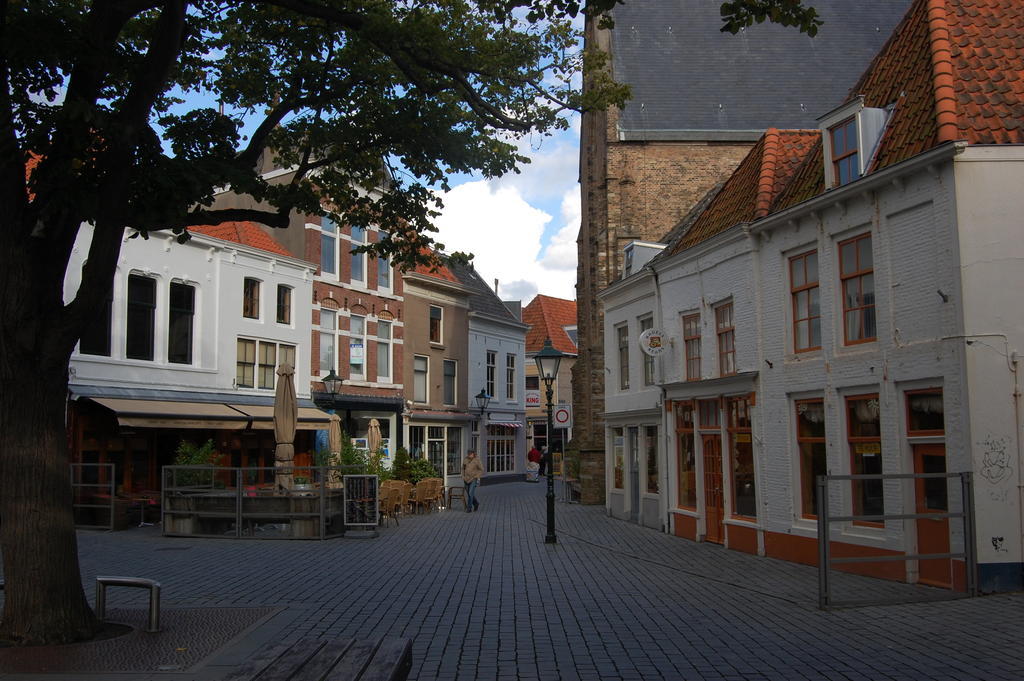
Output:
[534,338,564,544]
[474,389,491,452]
[321,369,343,401]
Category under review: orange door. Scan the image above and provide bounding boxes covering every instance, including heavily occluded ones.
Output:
[914,443,951,588]
[702,435,724,544]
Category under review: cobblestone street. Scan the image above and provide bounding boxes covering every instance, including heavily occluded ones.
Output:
[2,481,1023,680]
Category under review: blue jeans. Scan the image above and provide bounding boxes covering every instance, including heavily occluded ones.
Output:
[465,479,479,511]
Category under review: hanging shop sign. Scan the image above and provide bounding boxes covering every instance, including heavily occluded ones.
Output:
[638,328,666,357]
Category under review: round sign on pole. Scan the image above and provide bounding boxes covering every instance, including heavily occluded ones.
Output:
[553,406,572,429]
[638,328,665,357]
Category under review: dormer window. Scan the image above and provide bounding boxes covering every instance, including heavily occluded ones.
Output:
[830,117,860,186]
[819,96,889,189]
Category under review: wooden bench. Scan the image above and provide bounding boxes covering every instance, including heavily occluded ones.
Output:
[223,636,412,681]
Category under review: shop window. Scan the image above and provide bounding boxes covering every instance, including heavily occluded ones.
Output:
[675,402,696,508]
[486,424,515,472]
[446,427,462,476]
[427,426,445,477]
[847,394,883,523]
[796,399,826,518]
[126,274,156,360]
[728,396,755,518]
[612,427,624,489]
[645,425,659,493]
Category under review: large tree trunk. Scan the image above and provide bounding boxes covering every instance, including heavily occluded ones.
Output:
[0,341,99,644]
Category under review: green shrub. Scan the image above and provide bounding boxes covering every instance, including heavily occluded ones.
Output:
[173,439,219,487]
[391,447,413,481]
[409,457,438,484]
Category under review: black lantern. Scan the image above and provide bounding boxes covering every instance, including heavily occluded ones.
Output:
[321,369,343,398]
[533,337,565,544]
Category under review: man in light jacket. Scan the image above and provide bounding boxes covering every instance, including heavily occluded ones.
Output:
[462,450,484,512]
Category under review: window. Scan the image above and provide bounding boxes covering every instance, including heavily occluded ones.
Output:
[168,282,195,364]
[445,427,463,476]
[321,217,338,275]
[349,315,365,380]
[716,303,735,376]
[243,278,260,319]
[616,324,629,390]
[645,425,659,494]
[429,305,443,343]
[847,394,883,523]
[443,359,457,405]
[486,351,496,396]
[237,339,256,387]
[728,396,755,518]
[796,399,827,518]
[276,285,291,325]
[907,390,944,435]
[612,427,624,489]
[506,354,516,400]
[427,426,445,477]
[830,117,860,186]
[126,274,156,360]
[525,375,539,391]
[682,314,700,381]
[319,309,337,373]
[675,402,696,508]
[564,325,578,347]
[839,233,876,344]
[80,287,112,356]
[790,250,820,352]
[377,320,392,382]
[640,316,655,386]
[413,355,428,403]
[487,424,515,472]
[377,256,391,290]
[350,226,366,284]
[907,390,946,512]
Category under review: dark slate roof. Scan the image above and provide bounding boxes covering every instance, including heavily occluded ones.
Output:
[449,262,523,323]
[611,0,911,137]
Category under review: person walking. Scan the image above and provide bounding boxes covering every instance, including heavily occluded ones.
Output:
[538,446,548,477]
[462,450,484,512]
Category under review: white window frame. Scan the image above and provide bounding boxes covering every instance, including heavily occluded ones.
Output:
[639,315,654,386]
[486,350,496,397]
[616,323,629,391]
[377,255,392,293]
[377,320,392,383]
[242,277,261,320]
[413,355,429,403]
[319,308,338,374]
[349,314,366,380]
[350,225,367,286]
[320,217,339,277]
[505,353,516,401]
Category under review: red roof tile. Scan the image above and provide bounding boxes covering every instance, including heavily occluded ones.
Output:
[189,221,294,258]
[523,295,577,354]
[669,129,818,254]
[776,0,1024,211]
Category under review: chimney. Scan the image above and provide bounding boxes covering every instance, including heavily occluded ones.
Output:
[494,278,499,293]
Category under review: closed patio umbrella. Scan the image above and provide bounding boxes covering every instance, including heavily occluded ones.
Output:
[367,418,382,454]
[327,412,344,488]
[273,363,297,489]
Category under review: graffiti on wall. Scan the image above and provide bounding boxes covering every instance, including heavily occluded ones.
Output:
[978,435,1013,485]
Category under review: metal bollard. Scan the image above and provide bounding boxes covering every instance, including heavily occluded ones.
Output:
[95,576,161,633]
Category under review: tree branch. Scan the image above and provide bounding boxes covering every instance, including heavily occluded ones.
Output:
[177,207,293,231]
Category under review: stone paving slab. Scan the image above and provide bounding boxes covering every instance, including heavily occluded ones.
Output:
[1,481,1023,680]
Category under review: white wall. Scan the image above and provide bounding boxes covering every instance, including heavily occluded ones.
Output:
[65,225,314,397]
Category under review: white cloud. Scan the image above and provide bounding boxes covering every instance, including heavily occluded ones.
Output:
[433,180,580,304]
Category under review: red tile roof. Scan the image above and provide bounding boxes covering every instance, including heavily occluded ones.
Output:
[411,247,460,283]
[778,0,1024,209]
[189,221,293,258]
[523,295,577,354]
[669,129,818,254]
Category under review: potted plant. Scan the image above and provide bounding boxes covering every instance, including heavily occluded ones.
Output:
[293,476,311,491]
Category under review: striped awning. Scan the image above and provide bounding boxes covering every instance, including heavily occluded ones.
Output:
[490,422,522,429]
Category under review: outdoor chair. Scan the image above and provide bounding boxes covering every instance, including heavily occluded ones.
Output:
[413,480,433,514]
[380,486,400,527]
[428,479,443,511]
[398,482,413,517]
[447,484,465,509]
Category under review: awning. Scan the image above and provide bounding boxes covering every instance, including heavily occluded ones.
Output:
[89,398,250,430]
[490,422,522,428]
[87,397,333,431]
[227,404,332,431]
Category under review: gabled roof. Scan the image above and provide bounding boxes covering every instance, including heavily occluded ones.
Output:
[189,221,293,258]
[611,0,911,136]
[777,0,1024,210]
[410,248,460,283]
[449,262,523,324]
[667,129,818,255]
[523,295,577,354]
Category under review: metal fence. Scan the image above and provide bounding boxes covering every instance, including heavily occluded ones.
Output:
[162,465,367,540]
[71,463,116,530]
[816,471,977,608]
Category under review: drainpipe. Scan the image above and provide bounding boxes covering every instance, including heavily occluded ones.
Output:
[650,264,671,534]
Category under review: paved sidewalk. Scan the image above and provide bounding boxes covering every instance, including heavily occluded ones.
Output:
[2,481,1023,680]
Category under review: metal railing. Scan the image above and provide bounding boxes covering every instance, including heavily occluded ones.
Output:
[71,463,116,530]
[816,471,977,608]
[162,465,365,540]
